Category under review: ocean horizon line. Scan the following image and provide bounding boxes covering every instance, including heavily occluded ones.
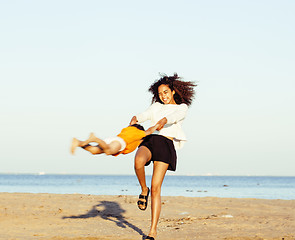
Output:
[0,172,294,177]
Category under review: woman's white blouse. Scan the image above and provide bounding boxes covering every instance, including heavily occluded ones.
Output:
[136,102,188,149]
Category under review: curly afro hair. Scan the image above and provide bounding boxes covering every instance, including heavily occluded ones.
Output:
[148,73,197,106]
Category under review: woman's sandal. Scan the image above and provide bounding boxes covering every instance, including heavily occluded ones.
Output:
[144,236,154,240]
[137,187,150,211]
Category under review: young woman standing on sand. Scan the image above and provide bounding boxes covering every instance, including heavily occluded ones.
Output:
[130,73,196,240]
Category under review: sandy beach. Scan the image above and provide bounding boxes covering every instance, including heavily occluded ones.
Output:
[0,193,294,240]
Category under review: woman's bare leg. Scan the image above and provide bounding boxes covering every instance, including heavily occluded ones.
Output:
[134,146,151,209]
[149,161,169,238]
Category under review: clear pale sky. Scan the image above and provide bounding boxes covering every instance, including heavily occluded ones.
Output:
[1,1,294,176]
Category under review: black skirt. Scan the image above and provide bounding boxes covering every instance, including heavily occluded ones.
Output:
[139,134,177,171]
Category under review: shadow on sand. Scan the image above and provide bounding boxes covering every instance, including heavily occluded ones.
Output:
[62,200,145,238]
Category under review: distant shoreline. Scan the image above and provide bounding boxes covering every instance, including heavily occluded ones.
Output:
[1,174,294,200]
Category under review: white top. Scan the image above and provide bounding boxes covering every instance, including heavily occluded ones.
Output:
[136,102,188,149]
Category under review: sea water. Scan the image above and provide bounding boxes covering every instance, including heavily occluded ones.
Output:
[0,174,294,200]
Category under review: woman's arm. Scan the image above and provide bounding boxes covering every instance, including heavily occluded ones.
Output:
[134,103,158,123]
[155,104,188,131]
[165,104,188,124]
[156,117,167,131]
[129,103,157,125]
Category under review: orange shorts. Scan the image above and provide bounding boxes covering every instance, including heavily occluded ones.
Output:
[114,126,146,156]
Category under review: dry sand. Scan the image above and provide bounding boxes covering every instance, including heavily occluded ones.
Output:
[0,193,294,240]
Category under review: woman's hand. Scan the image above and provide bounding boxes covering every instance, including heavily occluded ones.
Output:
[130,116,138,125]
[156,117,167,131]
